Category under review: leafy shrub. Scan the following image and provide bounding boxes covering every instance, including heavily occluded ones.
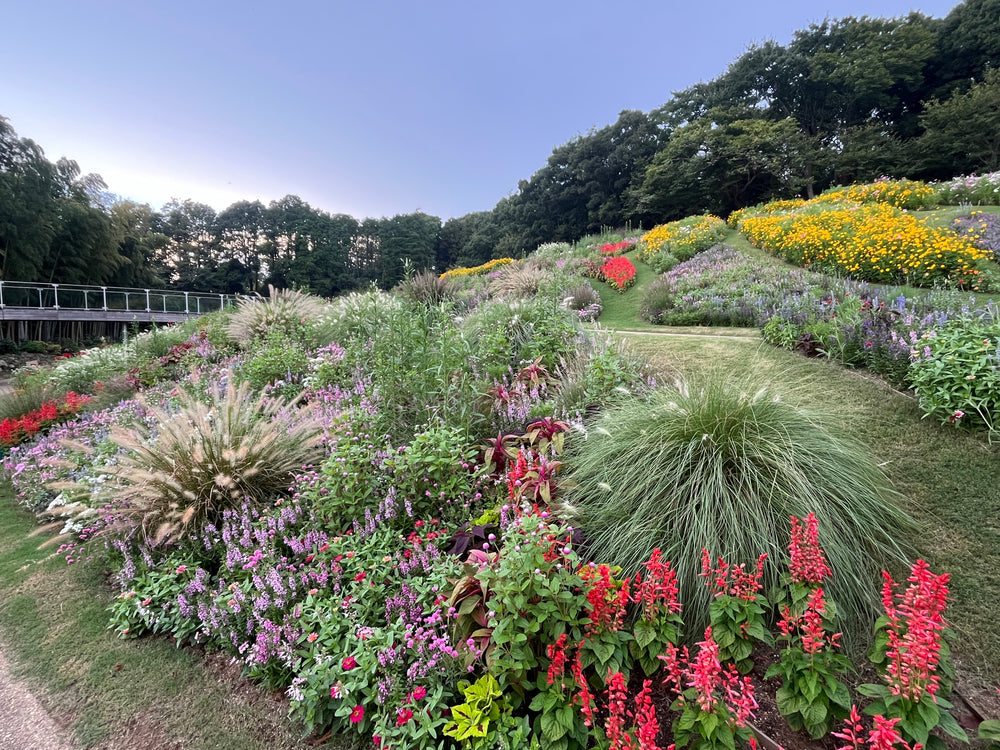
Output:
[46,341,142,394]
[463,298,584,379]
[565,379,914,642]
[225,285,328,346]
[554,333,653,417]
[239,328,311,399]
[908,311,1000,434]
[101,377,324,545]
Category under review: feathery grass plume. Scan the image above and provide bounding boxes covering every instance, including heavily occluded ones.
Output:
[488,261,554,299]
[564,375,914,646]
[395,269,458,306]
[102,376,324,545]
[225,285,328,346]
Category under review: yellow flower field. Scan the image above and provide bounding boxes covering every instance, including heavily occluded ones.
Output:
[735,198,989,288]
[440,257,515,280]
[637,215,728,264]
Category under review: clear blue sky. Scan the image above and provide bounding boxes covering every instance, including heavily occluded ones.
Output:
[2,0,960,221]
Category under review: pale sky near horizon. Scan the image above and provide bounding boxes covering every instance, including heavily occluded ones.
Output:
[2,0,961,221]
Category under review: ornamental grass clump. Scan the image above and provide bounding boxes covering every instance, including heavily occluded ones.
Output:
[225,285,328,346]
[102,377,324,545]
[565,378,914,643]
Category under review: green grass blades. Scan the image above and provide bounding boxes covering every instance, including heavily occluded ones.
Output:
[564,375,915,647]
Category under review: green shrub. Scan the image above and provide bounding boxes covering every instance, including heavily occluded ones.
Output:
[101,377,324,545]
[639,282,675,324]
[47,342,141,394]
[908,311,1000,434]
[564,378,914,644]
[239,328,311,399]
[463,298,583,379]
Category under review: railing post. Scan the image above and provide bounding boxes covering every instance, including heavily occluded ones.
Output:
[0,280,4,309]
[83,289,88,310]
[163,294,167,313]
[124,291,130,311]
[102,286,107,311]
[38,288,43,308]
[219,293,224,311]
[184,291,190,314]
[197,297,201,314]
[145,289,151,312]
[53,283,59,310]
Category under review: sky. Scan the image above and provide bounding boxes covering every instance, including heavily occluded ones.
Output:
[2,0,962,222]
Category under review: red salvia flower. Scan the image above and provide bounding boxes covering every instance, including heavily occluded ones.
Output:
[546,633,569,686]
[880,559,950,702]
[789,513,832,585]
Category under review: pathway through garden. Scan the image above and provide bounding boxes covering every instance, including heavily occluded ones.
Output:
[0,644,75,750]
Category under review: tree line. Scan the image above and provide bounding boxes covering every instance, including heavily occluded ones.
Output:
[446,0,1000,262]
[0,122,442,294]
[2,0,998,293]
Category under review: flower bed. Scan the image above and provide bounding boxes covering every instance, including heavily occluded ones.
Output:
[637,215,728,272]
[735,198,991,289]
[0,281,989,748]
[440,257,515,280]
[600,255,637,292]
[933,171,1000,206]
[0,391,91,448]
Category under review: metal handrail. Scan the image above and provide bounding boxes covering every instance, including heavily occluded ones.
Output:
[0,281,235,315]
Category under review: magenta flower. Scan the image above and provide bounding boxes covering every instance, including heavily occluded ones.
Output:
[342,656,358,671]
[349,705,364,724]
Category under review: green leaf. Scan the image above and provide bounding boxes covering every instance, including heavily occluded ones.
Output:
[634,620,657,648]
[702,712,720,736]
[540,710,567,742]
[978,719,1000,740]
[801,700,828,730]
[936,707,969,741]
[775,686,801,717]
[857,683,891,700]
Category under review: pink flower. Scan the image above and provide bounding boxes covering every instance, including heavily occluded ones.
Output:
[175,565,187,574]
[409,685,427,702]
[306,633,318,643]
[396,708,414,726]
[350,705,365,724]
[342,656,358,671]
[330,683,343,699]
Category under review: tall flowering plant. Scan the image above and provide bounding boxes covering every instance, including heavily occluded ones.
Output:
[700,550,770,673]
[598,671,659,750]
[766,514,851,738]
[857,560,967,750]
[661,627,758,750]
[629,549,684,675]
